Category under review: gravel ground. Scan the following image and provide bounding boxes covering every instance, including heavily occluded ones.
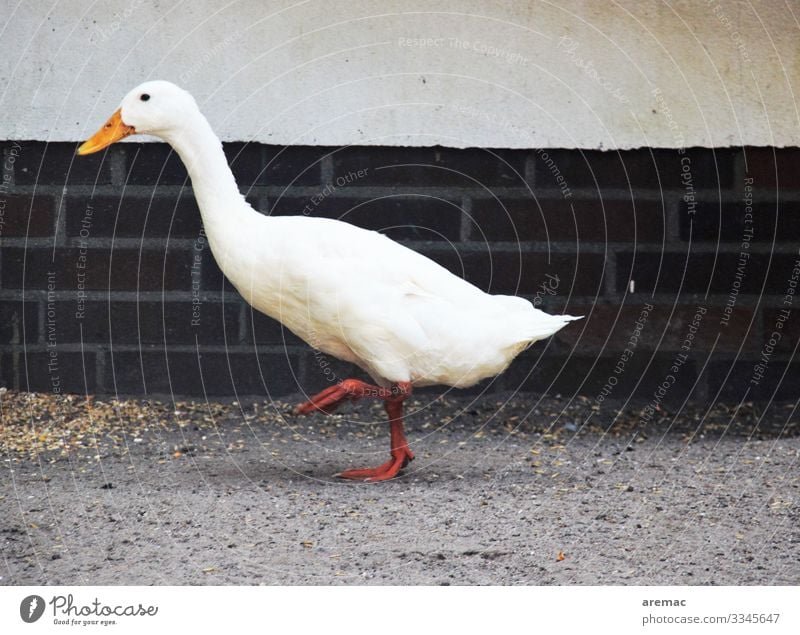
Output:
[1,389,798,585]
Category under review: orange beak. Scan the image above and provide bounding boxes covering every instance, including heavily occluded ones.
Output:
[77,108,135,155]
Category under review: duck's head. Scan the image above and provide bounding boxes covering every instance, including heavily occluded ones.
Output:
[77,80,199,155]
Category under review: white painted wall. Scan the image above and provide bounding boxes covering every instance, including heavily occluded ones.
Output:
[2,0,798,148]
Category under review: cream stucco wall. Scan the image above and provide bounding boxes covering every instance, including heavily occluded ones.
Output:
[1,0,798,148]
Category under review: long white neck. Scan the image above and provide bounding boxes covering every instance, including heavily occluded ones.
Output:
[160,111,249,240]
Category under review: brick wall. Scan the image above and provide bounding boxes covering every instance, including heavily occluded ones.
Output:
[1,141,798,404]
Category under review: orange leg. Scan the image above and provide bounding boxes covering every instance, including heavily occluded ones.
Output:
[294,379,414,481]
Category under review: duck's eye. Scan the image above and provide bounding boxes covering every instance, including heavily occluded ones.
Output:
[140,94,150,102]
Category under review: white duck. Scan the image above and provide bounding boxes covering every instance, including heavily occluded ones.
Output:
[78,81,581,481]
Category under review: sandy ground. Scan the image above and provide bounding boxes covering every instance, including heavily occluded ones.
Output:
[1,390,798,585]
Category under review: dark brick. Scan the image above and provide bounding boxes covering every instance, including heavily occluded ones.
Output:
[505,353,698,406]
[12,142,116,186]
[662,148,738,190]
[108,350,302,396]
[65,193,203,239]
[418,247,604,295]
[0,301,38,344]
[533,149,609,191]
[47,302,102,344]
[271,195,462,241]
[707,359,800,401]
[744,147,800,190]
[3,141,796,403]
[332,146,527,187]
[224,145,304,197]
[762,308,798,354]
[420,248,469,281]
[665,304,761,353]
[617,251,799,295]
[245,308,304,347]
[122,143,326,188]
[0,195,55,236]
[124,144,189,185]
[680,200,798,242]
[469,196,665,243]
[556,304,760,353]
[52,301,240,346]
[223,143,264,191]
[261,146,327,186]
[187,301,241,346]
[458,250,605,296]
[245,193,261,211]
[0,353,15,390]
[2,247,193,291]
[200,248,226,290]
[534,148,736,191]
[1,351,96,394]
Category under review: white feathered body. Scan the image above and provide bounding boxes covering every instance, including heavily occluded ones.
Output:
[97,83,582,390]
[209,203,579,388]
